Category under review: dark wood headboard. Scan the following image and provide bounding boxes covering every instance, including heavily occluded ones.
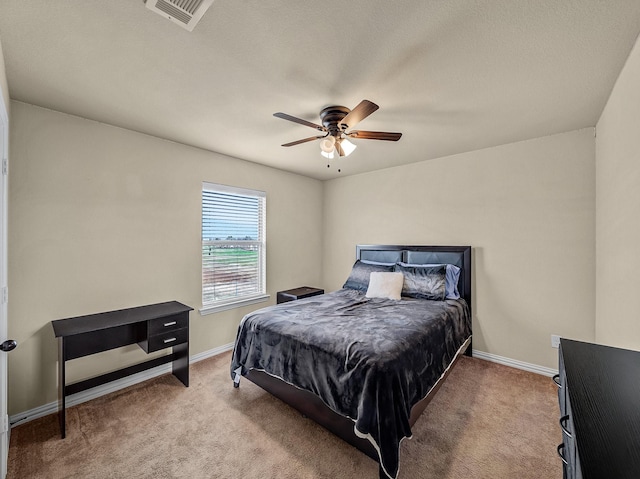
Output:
[355,244,472,313]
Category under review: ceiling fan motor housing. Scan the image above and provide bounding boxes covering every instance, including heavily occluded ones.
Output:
[319,105,350,136]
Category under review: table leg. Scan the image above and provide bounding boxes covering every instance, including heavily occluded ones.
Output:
[57,338,66,439]
[172,341,189,387]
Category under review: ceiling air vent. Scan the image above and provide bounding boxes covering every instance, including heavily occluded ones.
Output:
[145,0,215,31]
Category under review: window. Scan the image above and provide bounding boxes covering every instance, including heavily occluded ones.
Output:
[200,182,267,314]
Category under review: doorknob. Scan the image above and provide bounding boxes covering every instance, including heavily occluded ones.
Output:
[1,340,17,352]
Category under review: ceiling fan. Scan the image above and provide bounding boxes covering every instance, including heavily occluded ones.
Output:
[273,100,402,160]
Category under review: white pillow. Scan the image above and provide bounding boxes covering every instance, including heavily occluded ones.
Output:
[365,272,404,300]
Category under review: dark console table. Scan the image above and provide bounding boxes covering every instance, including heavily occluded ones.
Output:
[51,301,193,438]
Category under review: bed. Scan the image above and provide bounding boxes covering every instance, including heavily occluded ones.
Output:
[230,245,472,479]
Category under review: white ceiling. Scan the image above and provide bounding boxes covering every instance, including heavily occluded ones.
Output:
[1,1,639,180]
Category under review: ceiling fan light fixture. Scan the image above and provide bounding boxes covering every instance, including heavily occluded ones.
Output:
[320,135,336,152]
[321,149,335,159]
[339,137,357,156]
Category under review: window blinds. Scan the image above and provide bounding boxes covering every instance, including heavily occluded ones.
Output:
[202,183,266,306]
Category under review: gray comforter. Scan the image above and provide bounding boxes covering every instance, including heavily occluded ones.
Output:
[230,288,471,478]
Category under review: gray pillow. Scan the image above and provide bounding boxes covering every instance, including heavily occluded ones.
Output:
[397,262,461,299]
[394,263,447,300]
[343,260,394,292]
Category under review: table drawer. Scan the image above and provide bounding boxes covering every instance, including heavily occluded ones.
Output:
[148,314,188,335]
[145,327,188,353]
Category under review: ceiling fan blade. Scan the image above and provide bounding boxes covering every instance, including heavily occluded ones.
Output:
[274,112,325,131]
[281,135,324,147]
[339,100,379,129]
[335,141,345,157]
[348,130,402,141]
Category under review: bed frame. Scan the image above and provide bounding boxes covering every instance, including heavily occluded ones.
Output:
[242,245,472,477]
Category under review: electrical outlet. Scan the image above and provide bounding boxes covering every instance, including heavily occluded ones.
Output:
[551,334,561,349]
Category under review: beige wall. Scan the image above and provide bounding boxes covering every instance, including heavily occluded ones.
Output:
[7,101,324,414]
[595,35,640,350]
[323,129,596,369]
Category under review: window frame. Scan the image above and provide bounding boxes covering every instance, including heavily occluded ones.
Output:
[199,182,268,315]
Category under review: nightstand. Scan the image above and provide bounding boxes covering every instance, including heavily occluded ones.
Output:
[276,286,324,304]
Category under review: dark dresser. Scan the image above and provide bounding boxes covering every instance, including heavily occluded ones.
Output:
[556,338,640,479]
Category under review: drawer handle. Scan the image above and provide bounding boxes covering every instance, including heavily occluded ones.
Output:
[560,415,572,438]
[557,443,568,465]
[163,337,177,344]
[552,374,561,387]
[163,321,177,327]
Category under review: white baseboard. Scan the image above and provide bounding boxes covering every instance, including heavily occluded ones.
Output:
[190,342,234,363]
[10,344,556,428]
[472,349,558,377]
[9,342,235,428]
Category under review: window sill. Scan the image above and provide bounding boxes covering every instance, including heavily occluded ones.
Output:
[199,294,270,316]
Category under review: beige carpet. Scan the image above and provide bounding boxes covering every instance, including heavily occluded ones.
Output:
[8,352,562,479]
